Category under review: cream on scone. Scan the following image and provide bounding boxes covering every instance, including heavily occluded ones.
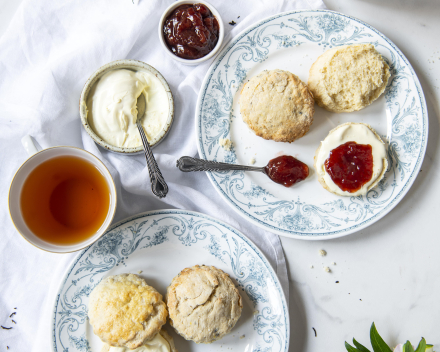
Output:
[314,123,388,196]
[88,274,168,349]
[166,265,242,344]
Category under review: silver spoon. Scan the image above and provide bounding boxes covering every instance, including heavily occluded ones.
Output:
[136,93,169,198]
[176,156,267,174]
[176,155,309,187]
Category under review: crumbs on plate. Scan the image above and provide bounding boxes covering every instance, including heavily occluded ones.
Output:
[219,138,232,151]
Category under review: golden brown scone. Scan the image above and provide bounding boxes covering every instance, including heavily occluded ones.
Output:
[308,44,390,112]
[89,274,168,349]
[167,265,243,344]
[100,328,178,352]
[239,69,315,143]
[314,122,388,196]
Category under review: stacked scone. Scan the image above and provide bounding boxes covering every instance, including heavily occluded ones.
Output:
[88,273,177,352]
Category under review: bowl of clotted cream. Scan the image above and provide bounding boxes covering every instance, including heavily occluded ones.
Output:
[79,60,174,154]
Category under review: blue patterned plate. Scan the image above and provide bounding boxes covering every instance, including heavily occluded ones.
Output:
[196,9,428,239]
[52,210,289,352]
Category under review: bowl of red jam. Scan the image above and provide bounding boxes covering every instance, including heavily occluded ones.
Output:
[158,0,224,65]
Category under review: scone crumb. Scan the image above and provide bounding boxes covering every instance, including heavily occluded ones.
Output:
[240,335,245,339]
[137,270,143,274]
[253,310,259,315]
[249,157,256,165]
[324,266,331,273]
[219,138,232,151]
[318,249,327,256]
[310,265,314,269]
[332,262,336,265]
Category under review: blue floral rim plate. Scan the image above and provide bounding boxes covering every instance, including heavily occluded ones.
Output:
[52,210,289,352]
[196,9,428,240]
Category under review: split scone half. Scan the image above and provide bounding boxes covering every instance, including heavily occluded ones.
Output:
[308,44,390,112]
[314,122,388,196]
[167,265,243,344]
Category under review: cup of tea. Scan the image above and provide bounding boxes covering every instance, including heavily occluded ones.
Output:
[9,144,117,253]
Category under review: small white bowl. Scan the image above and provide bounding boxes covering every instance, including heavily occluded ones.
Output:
[158,0,224,66]
[79,59,174,154]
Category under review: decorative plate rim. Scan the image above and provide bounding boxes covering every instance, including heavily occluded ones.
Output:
[195,9,428,240]
[51,209,290,352]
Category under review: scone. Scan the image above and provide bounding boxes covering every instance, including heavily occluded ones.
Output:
[88,274,168,349]
[100,328,178,352]
[239,69,315,143]
[166,265,243,344]
[314,122,388,196]
[308,43,390,112]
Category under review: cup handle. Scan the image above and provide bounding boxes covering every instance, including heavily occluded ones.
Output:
[21,135,41,156]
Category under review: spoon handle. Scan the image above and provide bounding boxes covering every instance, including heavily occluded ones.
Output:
[137,123,169,198]
[176,156,266,173]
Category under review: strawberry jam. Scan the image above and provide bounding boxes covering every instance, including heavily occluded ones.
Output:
[265,155,309,187]
[163,4,219,59]
[324,141,373,193]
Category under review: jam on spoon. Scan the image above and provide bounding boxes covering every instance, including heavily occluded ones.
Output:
[176,155,309,188]
[264,155,309,187]
[324,141,373,193]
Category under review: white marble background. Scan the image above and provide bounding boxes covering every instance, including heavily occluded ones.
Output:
[1,0,439,351]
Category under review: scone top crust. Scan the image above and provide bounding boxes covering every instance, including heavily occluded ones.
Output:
[88,274,168,349]
[239,69,315,143]
[308,43,390,112]
[167,265,243,344]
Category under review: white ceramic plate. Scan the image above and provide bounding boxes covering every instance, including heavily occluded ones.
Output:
[52,210,289,352]
[196,9,428,240]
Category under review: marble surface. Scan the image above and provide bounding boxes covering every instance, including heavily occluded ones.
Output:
[284,1,440,351]
[1,0,439,351]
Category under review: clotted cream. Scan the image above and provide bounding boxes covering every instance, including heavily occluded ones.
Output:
[107,332,171,352]
[86,68,169,148]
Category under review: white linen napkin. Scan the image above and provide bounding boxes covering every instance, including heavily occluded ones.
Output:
[0,0,325,351]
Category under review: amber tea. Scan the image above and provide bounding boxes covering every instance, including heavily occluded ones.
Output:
[20,155,110,245]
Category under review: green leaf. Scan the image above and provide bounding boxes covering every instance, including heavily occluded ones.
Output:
[370,323,393,352]
[346,341,361,352]
[353,338,372,352]
[414,338,426,352]
[403,340,415,352]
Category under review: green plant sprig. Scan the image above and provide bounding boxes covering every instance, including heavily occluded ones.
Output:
[345,323,433,352]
